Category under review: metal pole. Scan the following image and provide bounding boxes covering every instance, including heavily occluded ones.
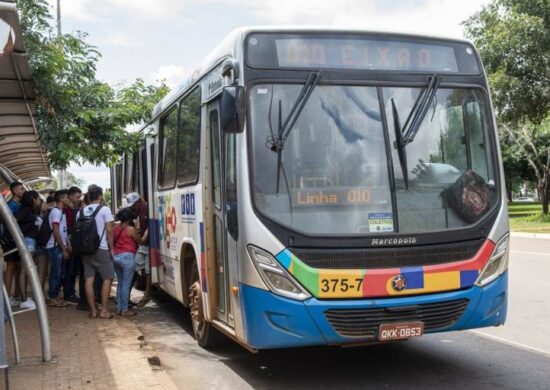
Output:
[56,0,61,39]
[2,286,19,364]
[0,197,51,362]
[0,252,9,390]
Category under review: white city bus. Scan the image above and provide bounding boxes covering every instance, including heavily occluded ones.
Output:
[112,27,509,350]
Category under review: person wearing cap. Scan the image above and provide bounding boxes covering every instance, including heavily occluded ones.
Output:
[125,192,150,307]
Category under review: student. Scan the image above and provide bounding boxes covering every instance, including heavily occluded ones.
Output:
[46,189,71,308]
[14,190,42,309]
[77,185,115,319]
[62,186,82,304]
[34,197,49,293]
[3,181,25,306]
[113,208,144,316]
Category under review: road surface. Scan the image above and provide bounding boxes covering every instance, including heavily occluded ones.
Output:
[135,236,550,389]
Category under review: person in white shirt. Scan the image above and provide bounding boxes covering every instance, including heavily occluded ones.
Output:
[78,185,115,319]
[47,189,71,308]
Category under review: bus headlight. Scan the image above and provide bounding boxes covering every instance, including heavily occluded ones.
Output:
[247,245,311,301]
[475,234,509,287]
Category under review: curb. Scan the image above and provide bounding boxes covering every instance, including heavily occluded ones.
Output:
[511,232,550,240]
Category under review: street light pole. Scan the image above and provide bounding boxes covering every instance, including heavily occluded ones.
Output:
[56,0,61,39]
[56,0,66,189]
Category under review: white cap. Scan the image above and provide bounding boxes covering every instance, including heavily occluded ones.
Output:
[125,192,140,207]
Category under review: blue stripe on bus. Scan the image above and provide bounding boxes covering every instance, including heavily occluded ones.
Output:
[400,266,424,289]
[149,218,160,249]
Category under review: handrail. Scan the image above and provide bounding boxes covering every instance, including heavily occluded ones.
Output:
[2,285,20,364]
[0,196,51,362]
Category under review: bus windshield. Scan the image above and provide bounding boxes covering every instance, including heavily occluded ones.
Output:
[249,84,497,235]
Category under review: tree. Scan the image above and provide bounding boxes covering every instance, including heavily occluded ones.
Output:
[464,0,550,213]
[16,0,169,169]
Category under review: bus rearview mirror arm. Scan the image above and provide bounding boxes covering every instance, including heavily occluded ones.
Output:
[220,86,245,133]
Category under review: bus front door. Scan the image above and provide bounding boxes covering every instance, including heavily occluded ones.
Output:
[206,101,234,327]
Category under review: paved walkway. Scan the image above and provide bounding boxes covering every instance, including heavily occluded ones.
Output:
[5,295,179,390]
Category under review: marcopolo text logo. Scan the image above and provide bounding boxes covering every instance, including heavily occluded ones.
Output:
[371,237,417,246]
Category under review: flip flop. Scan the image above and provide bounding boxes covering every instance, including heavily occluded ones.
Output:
[99,313,114,319]
[88,313,98,319]
[121,311,137,317]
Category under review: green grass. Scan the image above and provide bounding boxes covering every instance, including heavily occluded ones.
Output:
[508,203,550,233]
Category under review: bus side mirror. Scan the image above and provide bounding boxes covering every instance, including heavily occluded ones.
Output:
[220,86,245,133]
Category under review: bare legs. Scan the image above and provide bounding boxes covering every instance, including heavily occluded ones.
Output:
[85,275,112,318]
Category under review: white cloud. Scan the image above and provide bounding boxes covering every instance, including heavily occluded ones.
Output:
[49,0,191,22]
[202,0,489,38]
[66,163,110,190]
[150,65,186,89]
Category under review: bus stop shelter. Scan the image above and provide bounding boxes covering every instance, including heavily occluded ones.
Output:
[0,0,49,190]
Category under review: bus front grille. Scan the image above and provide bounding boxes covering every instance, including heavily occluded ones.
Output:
[324,299,469,339]
[290,239,484,269]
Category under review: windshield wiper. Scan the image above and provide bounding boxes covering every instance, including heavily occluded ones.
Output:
[266,71,322,194]
[391,74,440,189]
[402,74,440,145]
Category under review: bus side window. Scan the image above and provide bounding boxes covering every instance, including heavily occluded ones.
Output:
[115,163,123,209]
[158,106,179,189]
[177,88,201,186]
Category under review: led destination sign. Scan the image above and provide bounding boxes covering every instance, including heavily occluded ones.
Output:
[247,33,480,74]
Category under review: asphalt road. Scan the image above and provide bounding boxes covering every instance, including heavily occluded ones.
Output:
[135,236,550,390]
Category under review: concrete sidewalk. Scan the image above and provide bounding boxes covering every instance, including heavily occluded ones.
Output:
[4,297,179,390]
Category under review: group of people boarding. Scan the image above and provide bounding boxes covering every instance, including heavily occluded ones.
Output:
[1,182,151,319]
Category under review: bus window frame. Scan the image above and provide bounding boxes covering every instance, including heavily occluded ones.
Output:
[176,87,202,188]
[131,150,140,194]
[157,104,180,191]
[244,77,502,247]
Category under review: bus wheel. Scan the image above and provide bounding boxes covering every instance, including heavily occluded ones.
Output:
[188,280,220,348]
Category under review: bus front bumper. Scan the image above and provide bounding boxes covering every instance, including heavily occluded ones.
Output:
[239,271,507,349]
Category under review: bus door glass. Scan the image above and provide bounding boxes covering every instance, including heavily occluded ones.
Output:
[208,101,233,325]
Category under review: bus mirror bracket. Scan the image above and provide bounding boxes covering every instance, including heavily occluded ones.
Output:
[220,86,245,134]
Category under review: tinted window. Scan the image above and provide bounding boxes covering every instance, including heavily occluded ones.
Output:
[158,107,179,188]
[177,88,201,185]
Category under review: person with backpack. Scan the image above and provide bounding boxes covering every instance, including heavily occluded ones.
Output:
[62,186,82,304]
[3,181,26,307]
[46,189,71,308]
[14,190,42,309]
[73,185,115,319]
[112,208,145,316]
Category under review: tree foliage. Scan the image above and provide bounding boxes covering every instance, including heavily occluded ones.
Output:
[464,0,550,212]
[16,0,169,169]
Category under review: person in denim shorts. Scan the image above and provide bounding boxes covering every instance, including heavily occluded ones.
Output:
[15,190,42,309]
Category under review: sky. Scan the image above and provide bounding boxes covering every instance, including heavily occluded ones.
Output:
[47,0,489,190]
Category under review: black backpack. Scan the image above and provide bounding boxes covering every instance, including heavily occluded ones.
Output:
[36,208,60,247]
[71,205,104,255]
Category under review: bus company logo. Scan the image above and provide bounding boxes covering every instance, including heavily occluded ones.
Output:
[181,193,196,223]
[391,275,407,292]
[371,237,417,246]
[181,193,195,216]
